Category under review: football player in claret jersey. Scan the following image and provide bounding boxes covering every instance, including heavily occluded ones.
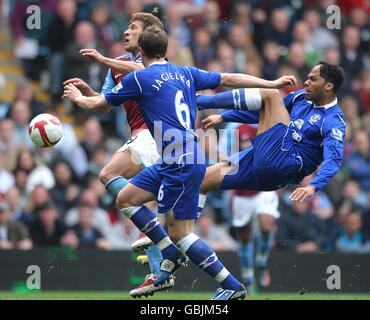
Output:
[195,62,346,219]
[63,13,170,296]
[63,26,297,300]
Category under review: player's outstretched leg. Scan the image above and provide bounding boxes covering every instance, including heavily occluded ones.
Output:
[175,233,246,300]
[164,213,246,300]
[117,184,186,297]
[101,150,165,292]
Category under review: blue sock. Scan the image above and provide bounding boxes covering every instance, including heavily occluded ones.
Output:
[146,244,163,275]
[255,231,273,269]
[120,205,180,260]
[177,233,241,290]
[105,176,129,198]
[238,241,254,285]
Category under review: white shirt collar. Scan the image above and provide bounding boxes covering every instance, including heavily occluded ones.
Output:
[148,60,168,67]
[313,97,338,109]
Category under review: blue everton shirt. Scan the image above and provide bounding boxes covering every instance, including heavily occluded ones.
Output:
[197,89,346,191]
[104,61,221,163]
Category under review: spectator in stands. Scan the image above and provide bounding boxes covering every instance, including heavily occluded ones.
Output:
[303,8,338,56]
[87,145,109,177]
[13,80,47,117]
[323,47,341,66]
[50,160,80,214]
[261,40,282,80]
[90,4,119,51]
[264,8,292,49]
[29,201,78,247]
[4,187,32,227]
[64,188,112,239]
[167,36,194,67]
[110,216,140,250]
[112,0,143,38]
[28,185,51,214]
[230,2,252,33]
[46,0,78,99]
[341,96,362,135]
[334,209,369,253]
[191,27,214,69]
[71,205,110,249]
[0,201,32,250]
[277,199,326,253]
[357,71,370,112]
[217,41,237,73]
[292,20,320,65]
[340,25,364,91]
[0,119,22,173]
[348,7,369,52]
[65,21,106,92]
[287,42,311,83]
[13,168,30,208]
[9,100,33,149]
[80,117,104,161]
[341,179,368,210]
[346,130,370,191]
[164,2,191,47]
[194,210,237,252]
[14,149,55,193]
[202,0,228,42]
[0,150,14,196]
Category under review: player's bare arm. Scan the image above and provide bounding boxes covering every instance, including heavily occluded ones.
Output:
[220,73,297,89]
[63,78,99,97]
[63,84,111,114]
[80,48,144,74]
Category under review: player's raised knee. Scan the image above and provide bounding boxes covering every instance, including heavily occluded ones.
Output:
[116,190,131,209]
[260,88,280,101]
[99,165,113,185]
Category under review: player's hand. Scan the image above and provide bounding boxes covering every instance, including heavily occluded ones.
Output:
[80,48,105,63]
[273,75,297,89]
[201,114,223,129]
[289,185,315,202]
[62,84,82,102]
[63,78,95,96]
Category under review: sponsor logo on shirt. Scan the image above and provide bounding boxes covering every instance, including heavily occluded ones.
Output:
[331,128,343,141]
[292,130,302,142]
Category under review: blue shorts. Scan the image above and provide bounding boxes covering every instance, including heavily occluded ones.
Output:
[221,123,304,191]
[130,162,206,219]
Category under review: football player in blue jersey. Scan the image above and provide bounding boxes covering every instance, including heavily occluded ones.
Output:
[195,62,346,216]
[63,26,297,300]
[63,13,171,296]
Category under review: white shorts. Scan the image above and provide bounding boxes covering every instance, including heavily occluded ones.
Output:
[116,129,160,168]
[231,191,280,227]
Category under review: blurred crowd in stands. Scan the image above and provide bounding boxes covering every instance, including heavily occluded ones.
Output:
[0,0,369,254]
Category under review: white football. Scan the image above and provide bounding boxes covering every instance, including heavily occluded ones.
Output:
[28,113,63,148]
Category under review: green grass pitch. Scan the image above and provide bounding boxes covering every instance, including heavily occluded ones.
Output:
[1,291,370,300]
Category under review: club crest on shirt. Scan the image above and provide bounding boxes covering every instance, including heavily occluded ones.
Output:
[331,128,343,141]
[294,119,304,129]
[309,114,321,125]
